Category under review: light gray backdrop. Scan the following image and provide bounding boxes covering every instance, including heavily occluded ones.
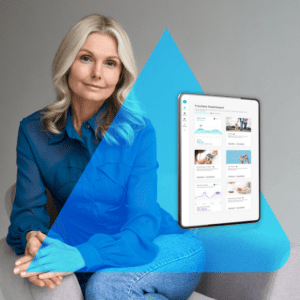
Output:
[0,0,299,294]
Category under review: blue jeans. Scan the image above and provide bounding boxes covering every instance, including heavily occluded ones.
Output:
[83,231,205,300]
[240,121,244,131]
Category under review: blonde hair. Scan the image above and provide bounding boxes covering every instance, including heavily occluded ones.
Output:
[43,14,146,145]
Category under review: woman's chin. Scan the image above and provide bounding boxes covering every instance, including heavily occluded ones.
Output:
[73,94,109,104]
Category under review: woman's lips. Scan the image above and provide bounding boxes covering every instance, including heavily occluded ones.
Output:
[85,84,105,89]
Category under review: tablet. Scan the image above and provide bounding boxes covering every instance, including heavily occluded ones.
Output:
[178,93,260,228]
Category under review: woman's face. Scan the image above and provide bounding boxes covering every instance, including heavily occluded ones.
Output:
[68,32,122,104]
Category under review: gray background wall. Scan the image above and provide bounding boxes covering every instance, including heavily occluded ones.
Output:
[0,0,299,294]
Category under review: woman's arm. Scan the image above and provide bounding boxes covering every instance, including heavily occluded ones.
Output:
[6,122,50,254]
[7,121,65,288]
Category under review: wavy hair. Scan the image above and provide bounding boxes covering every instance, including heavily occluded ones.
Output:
[42,14,147,146]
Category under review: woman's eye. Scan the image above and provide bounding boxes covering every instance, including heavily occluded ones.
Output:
[107,61,116,67]
[80,55,92,63]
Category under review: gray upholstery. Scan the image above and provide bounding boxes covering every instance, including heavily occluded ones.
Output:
[195,243,300,300]
[4,184,15,218]
[197,271,275,299]
[267,241,300,300]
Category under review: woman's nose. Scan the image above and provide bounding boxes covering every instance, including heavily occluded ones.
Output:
[92,62,103,79]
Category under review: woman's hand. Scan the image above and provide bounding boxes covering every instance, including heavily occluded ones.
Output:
[16,255,70,289]
[28,274,62,290]
[13,231,70,289]
[21,231,86,274]
[14,252,64,289]
[14,231,45,276]
[14,231,44,278]
[38,272,72,280]
[24,231,42,257]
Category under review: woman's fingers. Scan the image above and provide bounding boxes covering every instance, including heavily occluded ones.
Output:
[38,272,56,279]
[25,235,43,257]
[50,276,62,286]
[35,231,57,246]
[34,244,53,260]
[22,247,54,275]
[35,231,47,243]
[38,272,58,279]
[14,260,33,275]
[20,270,42,277]
[39,272,72,279]
[22,262,52,275]
[14,260,44,277]
[15,255,32,267]
[28,274,61,290]
[43,278,56,290]
[28,275,46,288]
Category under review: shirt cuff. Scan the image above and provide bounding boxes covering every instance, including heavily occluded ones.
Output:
[75,242,103,272]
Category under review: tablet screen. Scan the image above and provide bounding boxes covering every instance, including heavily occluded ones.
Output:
[179,94,260,228]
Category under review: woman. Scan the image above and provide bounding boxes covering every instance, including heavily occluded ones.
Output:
[7,14,205,299]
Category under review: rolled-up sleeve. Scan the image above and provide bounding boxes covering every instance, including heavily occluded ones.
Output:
[75,122,162,272]
[6,122,50,255]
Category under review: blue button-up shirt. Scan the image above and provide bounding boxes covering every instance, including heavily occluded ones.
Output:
[6,106,183,271]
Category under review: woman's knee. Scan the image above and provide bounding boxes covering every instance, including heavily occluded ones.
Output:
[151,232,206,273]
[85,232,206,299]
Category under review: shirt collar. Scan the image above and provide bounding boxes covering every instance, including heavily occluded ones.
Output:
[48,102,106,144]
[87,101,107,135]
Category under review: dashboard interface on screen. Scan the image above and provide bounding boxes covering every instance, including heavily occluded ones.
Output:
[179,94,260,228]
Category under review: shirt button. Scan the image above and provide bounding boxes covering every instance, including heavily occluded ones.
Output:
[86,124,91,129]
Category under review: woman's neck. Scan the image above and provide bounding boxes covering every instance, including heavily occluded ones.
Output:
[71,96,105,137]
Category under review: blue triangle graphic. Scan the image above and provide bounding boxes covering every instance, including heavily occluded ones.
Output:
[28,29,290,273]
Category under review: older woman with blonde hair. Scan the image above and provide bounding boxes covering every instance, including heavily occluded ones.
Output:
[7,14,205,299]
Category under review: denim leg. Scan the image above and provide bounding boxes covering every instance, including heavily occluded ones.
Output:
[86,272,202,300]
[85,232,205,300]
